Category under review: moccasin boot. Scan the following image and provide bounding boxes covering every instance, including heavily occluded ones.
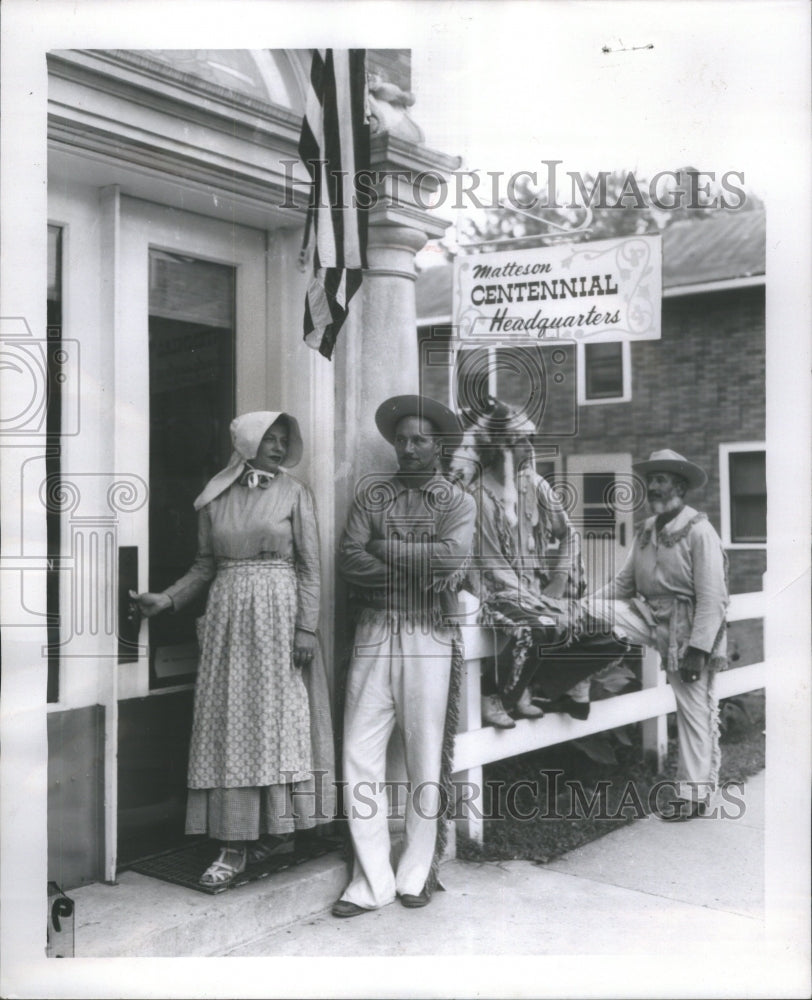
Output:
[482,694,516,729]
[514,688,545,718]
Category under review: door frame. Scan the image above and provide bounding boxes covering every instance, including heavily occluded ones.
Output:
[109,195,269,878]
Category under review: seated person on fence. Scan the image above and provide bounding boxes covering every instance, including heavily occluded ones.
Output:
[451,398,628,727]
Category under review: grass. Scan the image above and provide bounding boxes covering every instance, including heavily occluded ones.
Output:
[456,689,765,864]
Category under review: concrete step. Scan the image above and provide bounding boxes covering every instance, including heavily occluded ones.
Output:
[71,848,349,957]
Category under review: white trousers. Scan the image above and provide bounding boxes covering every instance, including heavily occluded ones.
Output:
[588,597,720,802]
[340,614,453,909]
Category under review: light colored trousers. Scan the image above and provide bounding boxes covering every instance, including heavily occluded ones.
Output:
[589,597,721,803]
[340,613,453,909]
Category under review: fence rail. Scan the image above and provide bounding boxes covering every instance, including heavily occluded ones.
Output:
[452,591,764,841]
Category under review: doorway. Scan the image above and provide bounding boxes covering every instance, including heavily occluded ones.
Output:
[113,200,269,868]
[565,453,636,594]
[147,253,236,689]
[118,251,237,865]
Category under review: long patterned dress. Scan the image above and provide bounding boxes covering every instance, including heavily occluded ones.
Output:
[164,471,334,841]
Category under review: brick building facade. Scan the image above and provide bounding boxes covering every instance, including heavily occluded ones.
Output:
[417,211,766,662]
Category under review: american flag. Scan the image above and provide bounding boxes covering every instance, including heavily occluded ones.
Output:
[298,49,370,360]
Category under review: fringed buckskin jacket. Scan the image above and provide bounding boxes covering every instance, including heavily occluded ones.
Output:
[597,505,729,672]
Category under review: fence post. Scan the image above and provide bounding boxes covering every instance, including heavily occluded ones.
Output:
[455,656,484,844]
[640,646,668,770]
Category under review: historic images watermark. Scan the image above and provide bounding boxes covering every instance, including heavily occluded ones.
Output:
[281,771,749,823]
[279,162,748,213]
[0,316,148,656]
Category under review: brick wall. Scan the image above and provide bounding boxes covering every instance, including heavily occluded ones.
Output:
[419,284,766,598]
[567,284,766,594]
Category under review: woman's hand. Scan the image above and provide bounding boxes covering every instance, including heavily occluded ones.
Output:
[293,628,317,669]
[130,590,173,618]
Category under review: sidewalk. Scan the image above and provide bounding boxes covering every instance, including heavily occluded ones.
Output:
[71,771,764,958]
[224,771,765,957]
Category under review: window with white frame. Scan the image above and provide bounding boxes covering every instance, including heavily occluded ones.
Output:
[719,443,766,547]
[577,340,631,405]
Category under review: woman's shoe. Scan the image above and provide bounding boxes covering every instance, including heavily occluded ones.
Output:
[199,846,247,886]
[245,835,294,864]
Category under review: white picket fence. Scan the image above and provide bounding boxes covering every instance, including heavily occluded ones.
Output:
[452,590,765,841]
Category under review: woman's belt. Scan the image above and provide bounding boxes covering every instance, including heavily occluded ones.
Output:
[216,553,293,570]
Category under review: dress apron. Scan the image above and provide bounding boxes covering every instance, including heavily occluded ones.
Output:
[187,556,312,790]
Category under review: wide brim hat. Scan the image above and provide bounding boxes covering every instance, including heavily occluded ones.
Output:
[633,449,707,490]
[375,394,461,443]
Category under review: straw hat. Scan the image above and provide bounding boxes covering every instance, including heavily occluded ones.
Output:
[633,449,707,490]
[374,394,461,443]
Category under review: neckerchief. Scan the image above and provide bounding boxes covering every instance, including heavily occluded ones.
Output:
[240,466,276,489]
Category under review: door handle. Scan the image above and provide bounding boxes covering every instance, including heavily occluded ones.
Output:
[619,522,626,546]
[117,546,140,663]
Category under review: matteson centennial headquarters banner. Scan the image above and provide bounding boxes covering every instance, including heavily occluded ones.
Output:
[452,234,662,343]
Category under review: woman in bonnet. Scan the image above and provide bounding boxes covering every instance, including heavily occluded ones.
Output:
[134,411,335,886]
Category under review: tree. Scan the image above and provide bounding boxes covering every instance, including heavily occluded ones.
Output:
[455,168,764,252]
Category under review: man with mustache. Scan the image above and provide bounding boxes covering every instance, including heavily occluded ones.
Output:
[591,450,729,821]
[332,395,476,916]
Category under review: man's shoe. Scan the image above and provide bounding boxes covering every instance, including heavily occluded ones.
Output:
[482,694,516,729]
[542,695,590,720]
[398,888,431,908]
[655,798,707,822]
[514,688,544,718]
[331,899,370,918]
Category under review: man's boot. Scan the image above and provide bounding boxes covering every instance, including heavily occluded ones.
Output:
[514,687,544,718]
[482,694,516,729]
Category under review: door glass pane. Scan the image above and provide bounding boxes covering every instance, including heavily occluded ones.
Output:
[148,251,235,688]
[582,472,616,538]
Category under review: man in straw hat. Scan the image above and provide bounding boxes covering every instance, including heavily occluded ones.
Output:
[590,449,729,821]
[331,395,476,916]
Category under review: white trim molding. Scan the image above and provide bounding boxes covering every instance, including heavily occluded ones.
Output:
[662,274,765,298]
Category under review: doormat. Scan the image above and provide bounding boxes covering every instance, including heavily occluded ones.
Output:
[125,836,345,895]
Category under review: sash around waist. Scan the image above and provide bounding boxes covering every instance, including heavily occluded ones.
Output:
[216,554,293,571]
[639,593,693,603]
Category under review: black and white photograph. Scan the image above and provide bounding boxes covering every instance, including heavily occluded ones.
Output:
[0,2,809,997]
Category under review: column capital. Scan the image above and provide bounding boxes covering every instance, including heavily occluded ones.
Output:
[368,133,459,241]
[365,224,428,281]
